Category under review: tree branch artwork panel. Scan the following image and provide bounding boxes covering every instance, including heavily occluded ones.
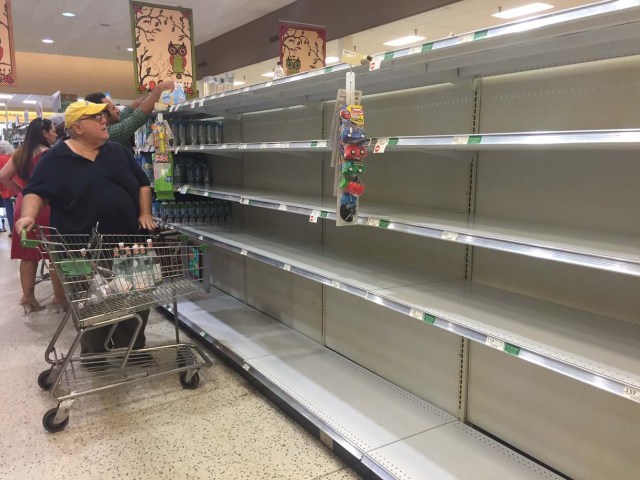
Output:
[129,1,196,96]
[0,0,16,87]
[279,22,326,76]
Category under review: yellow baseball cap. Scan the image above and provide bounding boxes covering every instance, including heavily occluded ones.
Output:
[64,101,108,129]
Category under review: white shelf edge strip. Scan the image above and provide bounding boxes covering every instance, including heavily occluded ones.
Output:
[166,186,640,277]
[170,131,640,154]
[161,220,640,404]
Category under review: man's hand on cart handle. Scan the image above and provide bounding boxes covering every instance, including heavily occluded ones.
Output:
[15,216,36,234]
[138,213,157,232]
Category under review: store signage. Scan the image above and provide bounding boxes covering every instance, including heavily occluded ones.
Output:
[0,0,16,87]
[129,1,197,97]
[279,21,326,76]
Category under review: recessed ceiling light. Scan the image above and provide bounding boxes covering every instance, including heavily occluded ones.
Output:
[492,3,554,19]
[0,94,13,99]
[325,56,340,64]
[261,72,275,78]
[23,100,38,104]
[127,47,133,52]
[233,81,246,86]
[62,12,75,17]
[42,38,54,44]
[0,103,5,107]
[383,35,426,47]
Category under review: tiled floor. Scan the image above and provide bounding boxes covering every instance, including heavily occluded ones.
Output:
[0,233,360,480]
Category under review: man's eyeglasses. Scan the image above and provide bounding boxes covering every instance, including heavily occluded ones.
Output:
[78,112,108,123]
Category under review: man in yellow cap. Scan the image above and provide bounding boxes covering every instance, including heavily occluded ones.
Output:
[15,100,155,360]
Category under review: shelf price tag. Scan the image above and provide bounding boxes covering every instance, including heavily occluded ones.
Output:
[200,331,206,337]
[485,336,505,351]
[239,144,248,150]
[374,138,389,153]
[331,280,341,289]
[260,143,268,149]
[265,81,273,87]
[241,198,250,205]
[369,54,384,71]
[310,210,328,223]
[199,99,205,107]
[190,101,196,109]
[175,147,180,154]
[623,386,640,403]
[457,33,474,44]
[367,217,381,227]
[442,231,459,241]
[198,235,204,241]
[199,145,205,150]
[504,344,521,356]
[240,249,248,256]
[408,46,422,56]
[203,191,210,197]
[283,264,291,272]
[179,185,190,194]
[243,363,250,371]
[278,204,287,211]
[452,136,469,145]
[409,308,425,320]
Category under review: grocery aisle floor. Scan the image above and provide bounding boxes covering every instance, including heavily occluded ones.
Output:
[0,234,360,480]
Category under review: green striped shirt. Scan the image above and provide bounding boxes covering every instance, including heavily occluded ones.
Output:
[107,106,148,151]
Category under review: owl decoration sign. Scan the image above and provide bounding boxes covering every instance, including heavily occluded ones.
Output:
[279,21,326,77]
[0,0,16,87]
[130,1,197,97]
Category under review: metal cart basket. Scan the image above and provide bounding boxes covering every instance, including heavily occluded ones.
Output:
[24,226,213,432]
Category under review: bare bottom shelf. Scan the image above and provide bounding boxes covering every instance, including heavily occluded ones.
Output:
[165,290,563,480]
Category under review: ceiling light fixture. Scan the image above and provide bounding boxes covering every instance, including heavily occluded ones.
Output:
[261,72,275,78]
[42,38,54,44]
[492,3,554,19]
[23,100,38,105]
[233,81,246,86]
[62,12,76,17]
[127,47,134,52]
[383,29,425,47]
[0,94,13,99]
[325,56,340,64]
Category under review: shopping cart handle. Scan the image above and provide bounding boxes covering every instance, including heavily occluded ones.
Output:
[21,229,41,249]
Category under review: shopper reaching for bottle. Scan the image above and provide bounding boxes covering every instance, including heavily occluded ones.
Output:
[84,80,175,153]
[15,101,156,353]
[0,117,66,313]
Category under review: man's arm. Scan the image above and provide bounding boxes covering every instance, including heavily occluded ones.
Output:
[138,186,156,231]
[136,80,175,115]
[107,80,176,146]
[14,193,45,233]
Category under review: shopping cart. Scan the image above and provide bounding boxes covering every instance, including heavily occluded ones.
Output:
[23,225,213,432]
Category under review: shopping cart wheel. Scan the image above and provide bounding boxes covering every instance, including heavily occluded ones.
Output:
[179,371,200,389]
[43,407,69,433]
[37,368,54,391]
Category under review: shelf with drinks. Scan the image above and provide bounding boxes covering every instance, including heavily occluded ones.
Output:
[164,0,640,118]
[154,219,640,405]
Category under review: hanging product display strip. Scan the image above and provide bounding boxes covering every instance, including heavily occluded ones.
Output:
[152,114,175,200]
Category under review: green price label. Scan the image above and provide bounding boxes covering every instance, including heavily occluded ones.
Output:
[504,343,521,356]
[384,51,394,61]
[473,30,488,40]
[421,43,434,53]
[389,138,399,146]
[379,220,390,229]
[468,135,482,144]
[424,314,436,325]
[320,211,328,218]
[325,67,333,73]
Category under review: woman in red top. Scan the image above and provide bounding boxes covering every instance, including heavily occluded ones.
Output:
[0,140,17,235]
[0,117,62,312]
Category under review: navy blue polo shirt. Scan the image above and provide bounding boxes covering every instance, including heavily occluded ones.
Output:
[23,140,150,235]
